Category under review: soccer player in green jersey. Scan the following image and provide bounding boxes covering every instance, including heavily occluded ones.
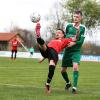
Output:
[61,10,86,93]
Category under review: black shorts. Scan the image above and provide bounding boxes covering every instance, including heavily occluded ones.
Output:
[39,47,58,65]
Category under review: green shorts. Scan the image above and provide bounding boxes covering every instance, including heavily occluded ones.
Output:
[61,51,81,67]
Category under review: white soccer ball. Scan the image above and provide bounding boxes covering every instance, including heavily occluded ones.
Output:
[30,12,40,23]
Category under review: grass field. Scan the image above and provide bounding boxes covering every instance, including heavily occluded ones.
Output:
[0,57,100,100]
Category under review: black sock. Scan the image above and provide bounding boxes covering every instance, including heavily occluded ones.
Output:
[14,52,17,59]
[47,65,55,84]
[37,38,45,45]
[61,72,69,83]
[11,51,13,59]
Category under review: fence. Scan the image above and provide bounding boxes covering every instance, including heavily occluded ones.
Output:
[0,51,100,62]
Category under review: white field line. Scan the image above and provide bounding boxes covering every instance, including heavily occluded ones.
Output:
[0,83,63,91]
[0,83,100,94]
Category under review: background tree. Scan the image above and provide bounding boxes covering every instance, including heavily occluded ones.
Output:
[44,1,66,41]
[62,0,100,28]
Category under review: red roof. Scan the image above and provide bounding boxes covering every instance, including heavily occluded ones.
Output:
[0,33,18,41]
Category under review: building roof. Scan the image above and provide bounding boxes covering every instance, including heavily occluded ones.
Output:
[0,33,19,41]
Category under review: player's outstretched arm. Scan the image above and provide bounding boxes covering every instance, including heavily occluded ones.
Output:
[38,58,45,63]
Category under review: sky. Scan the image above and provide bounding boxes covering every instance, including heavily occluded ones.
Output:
[0,0,58,32]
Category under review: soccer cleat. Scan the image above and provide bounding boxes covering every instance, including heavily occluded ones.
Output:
[72,87,77,94]
[45,83,51,94]
[65,82,71,90]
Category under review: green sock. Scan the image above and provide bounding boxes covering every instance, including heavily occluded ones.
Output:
[73,71,79,87]
[61,72,69,83]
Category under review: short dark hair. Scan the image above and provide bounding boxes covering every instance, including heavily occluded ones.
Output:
[57,28,65,34]
[57,28,65,37]
[74,10,82,16]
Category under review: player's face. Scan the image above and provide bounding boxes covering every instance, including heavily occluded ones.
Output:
[55,30,64,39]
[73,13,82,23]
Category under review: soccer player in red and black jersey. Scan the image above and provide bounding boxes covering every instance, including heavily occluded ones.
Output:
[35,23,76,94]
[11,39,19,60]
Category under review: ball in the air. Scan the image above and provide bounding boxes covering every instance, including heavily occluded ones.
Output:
[30,13,40,23]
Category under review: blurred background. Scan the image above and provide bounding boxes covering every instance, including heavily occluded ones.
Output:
[0,0,100,55]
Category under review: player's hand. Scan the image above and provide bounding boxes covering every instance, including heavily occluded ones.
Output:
[67,42,76,47]
[72,37,77,42]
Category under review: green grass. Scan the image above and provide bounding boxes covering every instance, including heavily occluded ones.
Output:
[0,57,100,100]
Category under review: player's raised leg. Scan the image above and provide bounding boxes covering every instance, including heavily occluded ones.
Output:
[35,23,47,51]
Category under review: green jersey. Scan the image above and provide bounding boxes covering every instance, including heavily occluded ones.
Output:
[65,23,85,52]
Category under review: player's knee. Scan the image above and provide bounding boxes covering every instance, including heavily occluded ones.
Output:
[49,60,55,66]
[73,63,78,71]
[61,67,67,73]
[37,38,45,45]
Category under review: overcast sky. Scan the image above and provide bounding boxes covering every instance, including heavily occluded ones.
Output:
[0,0,58,32]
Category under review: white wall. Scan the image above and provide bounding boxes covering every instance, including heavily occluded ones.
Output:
[0,51,100,62]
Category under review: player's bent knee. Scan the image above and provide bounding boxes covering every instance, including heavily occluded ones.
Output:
[49,60,55,66]
[61,67,67,73]
[73,62,78,71]
[73,65,78,71]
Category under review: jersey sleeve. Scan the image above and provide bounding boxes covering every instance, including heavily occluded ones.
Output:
[76,26,85,45]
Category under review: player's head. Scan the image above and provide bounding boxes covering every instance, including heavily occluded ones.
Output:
[73,10,82,23]
[55,29,65,39]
